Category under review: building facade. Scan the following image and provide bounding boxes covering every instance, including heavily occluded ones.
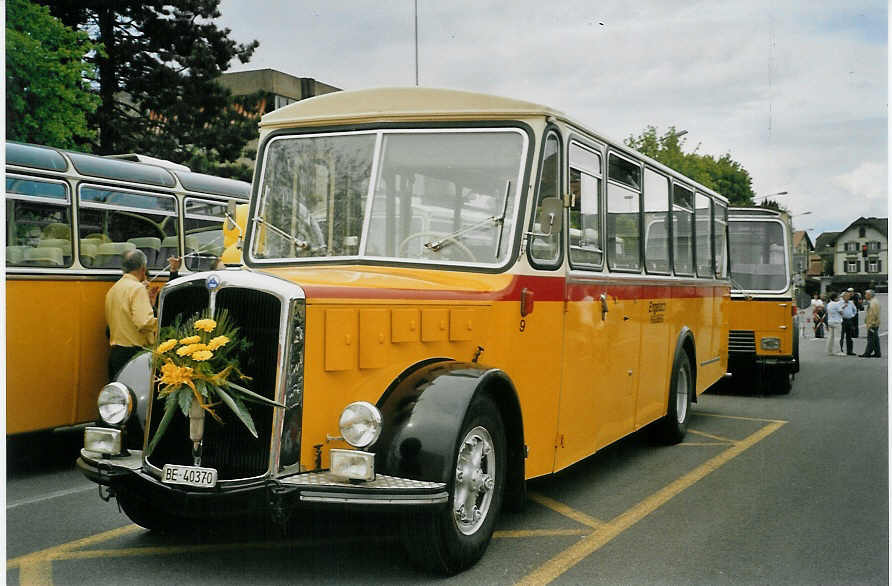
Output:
[809,218,887,293]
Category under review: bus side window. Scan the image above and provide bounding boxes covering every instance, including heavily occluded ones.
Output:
[5,177,72,267]
[713,201,728,278]
[78,186,178,270]
[695,193,713,277]
[568,142,602,268]
[672,183,694,275]
[643,168,670,273]
[185,198,231,271]
[529,132,562,267]
[607,153,641,272]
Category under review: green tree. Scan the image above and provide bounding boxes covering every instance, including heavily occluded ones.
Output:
[625,126,755,206]
[6,0,100,150]
[44,0,261,179]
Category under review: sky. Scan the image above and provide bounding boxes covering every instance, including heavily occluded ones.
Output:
[217,0,888,239]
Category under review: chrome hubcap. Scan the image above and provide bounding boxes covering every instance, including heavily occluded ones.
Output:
[676,364,689,423]
[453,425,495,536]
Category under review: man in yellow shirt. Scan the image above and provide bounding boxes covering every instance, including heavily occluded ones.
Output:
[105,249,157,378]
[860,289,882,358]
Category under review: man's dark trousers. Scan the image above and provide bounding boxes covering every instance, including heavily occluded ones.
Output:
[841,318,855,354]
[863,326,882,357]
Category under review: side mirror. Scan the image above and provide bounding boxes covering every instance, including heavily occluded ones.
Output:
[225,200,238,230]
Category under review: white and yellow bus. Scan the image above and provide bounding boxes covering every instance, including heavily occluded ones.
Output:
[5,141,250,436]
[78,88,730,573]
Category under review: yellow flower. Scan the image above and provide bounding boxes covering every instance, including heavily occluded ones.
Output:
[194,319,217,333]
[159,361,194,388]
[208,335,230,351]
[157,339,178,353]
[178,343,210,357]
[192,350,214,361]
[179,335,201,345]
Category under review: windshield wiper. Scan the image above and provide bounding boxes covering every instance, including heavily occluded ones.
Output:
[424,181,511,253]
[252,216,311,251]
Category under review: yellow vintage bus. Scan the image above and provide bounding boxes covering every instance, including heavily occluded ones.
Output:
[77,88,730,573]
[5,141,251,437]
[726,207,798,393]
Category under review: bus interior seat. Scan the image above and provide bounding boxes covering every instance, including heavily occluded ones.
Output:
[96,242,136,268]
[39,238,72,262]
[6,245,28,265]
[84,233,112,243]
[128,236,162,267]
[80,240,99,267]
[42,223,71,240]
[23,247,64,267]
[159,236,179,265]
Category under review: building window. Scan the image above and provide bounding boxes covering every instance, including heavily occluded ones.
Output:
[867,258,882,273]
[859,226,866,237]
[868,241,882,252]
[845,260,860,273]
[844,241,859,252]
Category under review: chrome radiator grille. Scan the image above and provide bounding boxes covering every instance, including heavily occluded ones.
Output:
[146,281,282,480]
[728,330,757,354]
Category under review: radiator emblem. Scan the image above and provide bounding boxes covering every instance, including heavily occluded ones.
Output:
[206,274,220,290]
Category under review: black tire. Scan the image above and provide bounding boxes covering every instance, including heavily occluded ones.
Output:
[401,394,506,575]
[117,491,184,532]
[768,369,792,395]
[655,350,693,444]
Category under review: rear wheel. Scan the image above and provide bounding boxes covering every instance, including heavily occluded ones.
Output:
[401,394,506,574]
[655,351,693,444]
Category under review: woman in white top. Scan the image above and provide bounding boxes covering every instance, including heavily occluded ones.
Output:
[825,292,844,355]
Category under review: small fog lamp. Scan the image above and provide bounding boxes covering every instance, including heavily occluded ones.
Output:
[84,427,122,456]
[760,337,781,351]
[330,449,375,481]
[97,382,134,427]
[338,401,382,448]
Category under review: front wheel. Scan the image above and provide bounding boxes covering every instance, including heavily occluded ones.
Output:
[117,491,186,532]
[401,394,506,574]
[654,350,693,444]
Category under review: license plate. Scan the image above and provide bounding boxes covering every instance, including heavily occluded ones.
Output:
[161,464,217,488]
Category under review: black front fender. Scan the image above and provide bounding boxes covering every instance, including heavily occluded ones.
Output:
[371,360,513,485]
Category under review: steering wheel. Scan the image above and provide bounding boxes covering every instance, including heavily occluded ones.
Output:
[398,232,477,262]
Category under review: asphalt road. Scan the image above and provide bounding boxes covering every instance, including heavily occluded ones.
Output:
[6,300,888,585]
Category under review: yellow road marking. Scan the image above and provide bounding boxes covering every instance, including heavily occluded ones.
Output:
[516,420,786,585]
[528,492,605,529]
[687,429,735,443]
[495,529,590,539]
[695,412,787,424]
[679,441,729,447]
[17,561,52,585]
[7,524,141,568]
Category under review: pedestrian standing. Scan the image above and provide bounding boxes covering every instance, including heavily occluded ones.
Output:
[840,290,857,355]
[813,295,826,338]
[105,249,157,379]
[825,292,844,356]
[860,290,882,358]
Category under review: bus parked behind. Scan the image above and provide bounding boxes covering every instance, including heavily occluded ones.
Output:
[5,142,250,436]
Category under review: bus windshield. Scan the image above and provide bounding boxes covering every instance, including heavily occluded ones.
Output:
[729,220,788,291]
[251,129,526,266]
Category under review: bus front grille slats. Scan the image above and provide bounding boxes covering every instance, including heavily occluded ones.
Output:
[728,330,756,354]
[146,285,281,480]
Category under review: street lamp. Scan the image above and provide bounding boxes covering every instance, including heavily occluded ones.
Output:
[675,129,688,137]
[755,190,789,202]
[792,211,812,218]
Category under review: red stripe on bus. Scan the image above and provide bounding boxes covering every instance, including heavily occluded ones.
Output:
[300,275,726,302]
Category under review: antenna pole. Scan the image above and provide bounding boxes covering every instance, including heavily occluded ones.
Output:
[414,0,419,86]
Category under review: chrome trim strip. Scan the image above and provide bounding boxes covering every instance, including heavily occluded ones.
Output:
[567,270,730,289]
[700,357,721,367]
[300,492,449,505]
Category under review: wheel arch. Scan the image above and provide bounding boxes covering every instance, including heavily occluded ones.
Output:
[371,359,524,503]
[674,326,697,403]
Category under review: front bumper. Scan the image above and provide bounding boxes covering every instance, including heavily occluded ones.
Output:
[77,449,448,519]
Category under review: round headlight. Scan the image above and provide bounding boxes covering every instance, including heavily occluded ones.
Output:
[338,401,382,448]
[97,382,134,427]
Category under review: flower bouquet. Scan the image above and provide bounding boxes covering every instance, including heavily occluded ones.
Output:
[146,309,285,457]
